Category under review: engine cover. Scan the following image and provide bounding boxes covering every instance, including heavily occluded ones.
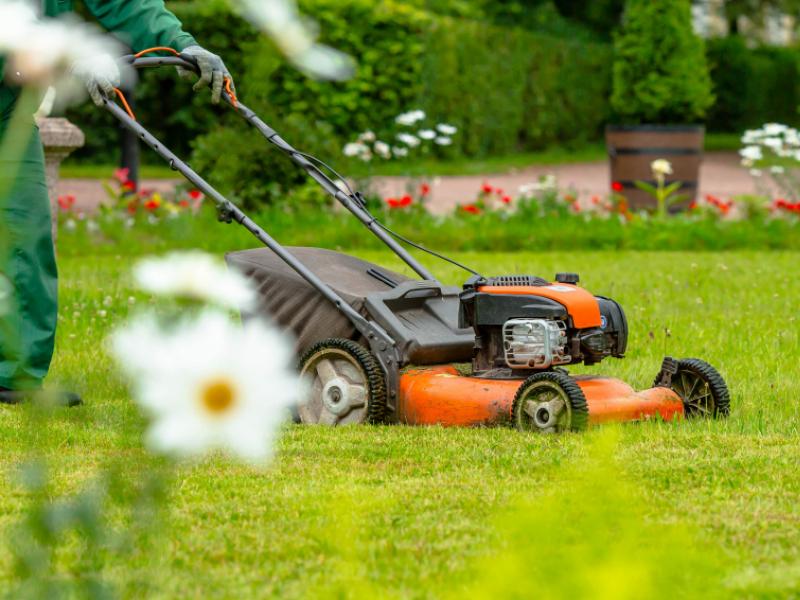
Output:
[460,275,628,376]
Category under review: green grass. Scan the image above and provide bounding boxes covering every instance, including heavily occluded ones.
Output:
[2,247,799,597]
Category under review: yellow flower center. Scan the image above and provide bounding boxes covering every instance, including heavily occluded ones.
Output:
[200,378,238,416]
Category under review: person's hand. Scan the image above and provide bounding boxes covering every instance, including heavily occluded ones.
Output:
[177,45,234,104]
[70,54,121,106]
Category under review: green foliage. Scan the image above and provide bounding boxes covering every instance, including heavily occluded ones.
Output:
[706,36,800,132]
[611,0,714,124]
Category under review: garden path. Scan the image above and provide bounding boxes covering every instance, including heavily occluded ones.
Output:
[58,152,758,216]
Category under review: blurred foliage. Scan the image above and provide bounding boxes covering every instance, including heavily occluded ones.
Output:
[706,36,800,132]
[611,0,714,124]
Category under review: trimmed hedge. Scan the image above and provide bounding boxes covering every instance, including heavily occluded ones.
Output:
[706,36,800,132]
[63,0,800,206]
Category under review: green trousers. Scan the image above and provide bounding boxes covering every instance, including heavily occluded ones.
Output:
[0,117,59,390]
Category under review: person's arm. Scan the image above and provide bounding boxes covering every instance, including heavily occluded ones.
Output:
[83,0,196,53]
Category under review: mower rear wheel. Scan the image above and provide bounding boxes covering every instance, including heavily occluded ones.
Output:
[512,372,589,433]
[298,338,387,426]
[655,358,730,418]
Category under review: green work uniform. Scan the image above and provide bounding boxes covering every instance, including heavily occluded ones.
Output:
[0,1,196,389]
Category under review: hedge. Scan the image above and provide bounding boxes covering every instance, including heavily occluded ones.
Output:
[63,1,800,207]
[65,1,612,186]
[706,36,800,132]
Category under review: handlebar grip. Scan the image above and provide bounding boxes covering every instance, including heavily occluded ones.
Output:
[121,54,199,74]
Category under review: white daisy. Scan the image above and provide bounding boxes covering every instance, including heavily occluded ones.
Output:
[434,136,452,146]
[395,110,426,126]
[739,146,763,162]
[436,123,457,135]
[392,146,409,158]
[418,129,437,140]
[358,131,376,143]
[397,133,421,148]
[650,159,673,178]
[134,252,256,311]
[374,141,391,159]
[111,310,302,463]
[233,0,354,81]
[343,142,368,157]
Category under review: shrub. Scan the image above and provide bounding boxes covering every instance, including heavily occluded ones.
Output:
[611,0,713,124]
[706,37,800,132]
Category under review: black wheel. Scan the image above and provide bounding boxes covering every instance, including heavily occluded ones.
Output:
[654,358,730,419]
[512,372,589,433]
[298,338,387,425]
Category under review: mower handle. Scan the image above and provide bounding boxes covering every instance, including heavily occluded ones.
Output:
[121,54,199,74]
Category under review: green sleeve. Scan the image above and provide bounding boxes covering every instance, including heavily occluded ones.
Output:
[83,0,197,53]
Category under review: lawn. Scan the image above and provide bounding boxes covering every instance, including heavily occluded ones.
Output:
[2,247,799,598]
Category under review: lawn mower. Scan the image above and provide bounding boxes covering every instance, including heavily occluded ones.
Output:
[103,52,731,432]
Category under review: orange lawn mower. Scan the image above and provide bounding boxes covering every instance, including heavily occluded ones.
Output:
[104,52,730,433]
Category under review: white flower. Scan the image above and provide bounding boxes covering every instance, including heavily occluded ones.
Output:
[358,130,376,143]
[418,129,437,140]
[651,159,673,178]
[343,142,368,157]
[395,110,426,126]
[111,310,302,463]
[64,218,77,231]
[397,133,421,147]
[374,141,391,159]
[739,146,763,162]
[741,129,763,145]
[434,136,452,146]
[436,123,457,136]
[763,123,788,136]
[771,165,785,174]
[233,0,354,81]
[763,137,783,150]
[134,252,256,311]
[0,2,128,105]
[392,146,409,158]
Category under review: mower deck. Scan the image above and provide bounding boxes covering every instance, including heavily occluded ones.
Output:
[398,366,684,428]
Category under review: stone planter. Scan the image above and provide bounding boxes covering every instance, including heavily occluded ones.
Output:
[605,125,704,209]
[36,117,85,243]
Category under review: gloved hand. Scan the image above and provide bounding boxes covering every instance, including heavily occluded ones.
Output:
[70,54,121,106]
[177,45,234,104]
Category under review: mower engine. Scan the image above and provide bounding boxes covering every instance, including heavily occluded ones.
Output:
[459,274,628,377]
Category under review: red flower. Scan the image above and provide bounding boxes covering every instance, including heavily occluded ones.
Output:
[462,204,481,215]
[481,182,493,194]
[57,194,75,211]
[179,199,190,208]
[591,196,600,205]
[419,183,431,197]
[501,195,512,205]
[688,200,698,210]
[386,198,402,209]
[189,189,204,201]
[495,188,505,196]
[400,195,413,207]
[144,197,161,211]
[122,180,137,193]
[611,181,624,192]
[572,201,582,213]
[113,167,130,184]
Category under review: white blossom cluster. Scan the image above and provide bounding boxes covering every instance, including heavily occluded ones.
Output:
[342,109,458,162]
[740,123,800,177]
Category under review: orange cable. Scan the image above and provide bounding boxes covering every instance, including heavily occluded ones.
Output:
[225,77,239,108]
[134,47,181,58]
[113,88,136,121]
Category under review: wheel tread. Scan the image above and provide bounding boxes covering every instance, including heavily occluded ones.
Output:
[298,338,387,424]
[512,371,589,432]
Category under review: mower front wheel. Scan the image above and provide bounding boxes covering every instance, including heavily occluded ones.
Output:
[298,338,387,426]
[512,372,589,433]
[655,358,730,419]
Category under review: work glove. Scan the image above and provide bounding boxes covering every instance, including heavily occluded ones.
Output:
[69,54,121,106]
[177,45,234,105]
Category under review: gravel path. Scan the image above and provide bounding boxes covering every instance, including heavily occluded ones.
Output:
[57,152,758,216]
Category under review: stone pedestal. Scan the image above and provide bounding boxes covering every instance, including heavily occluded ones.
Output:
[36,118,85,243]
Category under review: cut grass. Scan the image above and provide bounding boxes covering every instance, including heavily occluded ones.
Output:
[1,248,799,597]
